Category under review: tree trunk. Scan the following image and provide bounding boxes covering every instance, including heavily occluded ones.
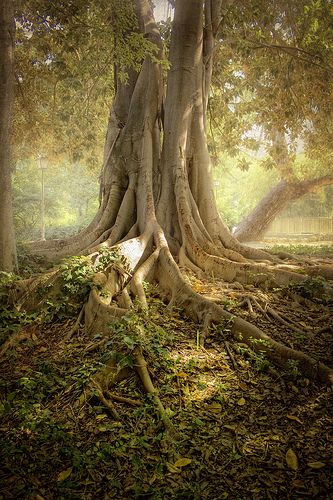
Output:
[0,0,17,272]
[20,0,333,387]
[234,175,333,242]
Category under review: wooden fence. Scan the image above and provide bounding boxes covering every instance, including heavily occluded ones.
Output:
[266,217,333,235]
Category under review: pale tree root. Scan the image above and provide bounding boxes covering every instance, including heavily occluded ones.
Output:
[236,293,311,336]
[156,248,333,386]
[133,347,177,439]
[82,240,333,422]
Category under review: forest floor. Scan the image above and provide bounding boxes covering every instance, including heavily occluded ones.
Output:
[0,244,332,499]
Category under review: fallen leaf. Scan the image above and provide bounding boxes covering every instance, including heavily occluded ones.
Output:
[223,424,236,431]
[287,414,304,424]
[96,414,108,420]
[298,321,308,328]
[166,462,181,473]
[239,382,248,391]
[57,468,72,481]
[307,461,326,469]
[98,426,108,432]
[174,458,192,468]
[177,371,188,378]
[286,449,298,471]
[207,402,222,412]
[237,397,246,406]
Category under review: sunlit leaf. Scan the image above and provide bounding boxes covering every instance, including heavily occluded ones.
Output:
[307,461,326,469]
[96,414,108,420]
[98,426,108,432]
[166,462,181,473]
[57,468,72,481]
[287,414,303,424]
[174,458,192,468]
[286,449,298,470]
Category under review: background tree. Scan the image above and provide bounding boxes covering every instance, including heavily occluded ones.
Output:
[234,135,333,241]
[208,0,333,239]
[0,0,17,272]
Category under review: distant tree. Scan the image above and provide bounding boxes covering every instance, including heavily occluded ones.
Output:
[235,174,333,241]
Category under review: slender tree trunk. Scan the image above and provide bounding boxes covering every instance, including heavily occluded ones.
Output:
[234,175,333,242]
[0,0,17,272]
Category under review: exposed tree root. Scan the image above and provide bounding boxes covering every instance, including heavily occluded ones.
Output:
[133,346,177,438]
[90,379,121,420]
[105,391,142,407]
[224,341,238,371]
[65,305,85,340]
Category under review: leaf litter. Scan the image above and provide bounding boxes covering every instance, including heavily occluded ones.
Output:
[0,267,332,499]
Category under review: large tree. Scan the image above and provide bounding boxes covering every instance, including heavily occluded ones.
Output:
[0,0,17,272]
[13,0,333,419]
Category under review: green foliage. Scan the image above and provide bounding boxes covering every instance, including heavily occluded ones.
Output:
[270,243,333,257]
[236,342,272,372]
[0,272,39,344]
[59,255,95,297]
[288,276,332,303]
[287,359,301,380]
[111,304,174,372]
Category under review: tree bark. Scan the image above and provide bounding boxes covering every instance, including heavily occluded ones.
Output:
[0,0,17,272]
[234,175,333,242]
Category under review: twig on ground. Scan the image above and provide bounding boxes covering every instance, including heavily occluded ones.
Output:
[90,380,120,419]
[224,341,237,370]
[65,305,85,340]
[106,391,142,407]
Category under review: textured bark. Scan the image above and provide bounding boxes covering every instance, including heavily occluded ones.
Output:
[0,0,17,272]
[235,175,333,242]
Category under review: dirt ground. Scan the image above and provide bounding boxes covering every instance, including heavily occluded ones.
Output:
[0,246,332,499]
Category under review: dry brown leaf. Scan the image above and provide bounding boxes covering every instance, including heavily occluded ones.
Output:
[237,397,246,406]
[286,448,298,471]
[96,414,107,420]
[239,382,248,391]
[208,402,222,413]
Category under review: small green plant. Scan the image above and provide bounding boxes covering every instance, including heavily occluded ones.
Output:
[253,352,271,372]
[288,276,332,302]
[287,359,301,379]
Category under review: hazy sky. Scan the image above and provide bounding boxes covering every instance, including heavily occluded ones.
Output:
[153,0,173,21]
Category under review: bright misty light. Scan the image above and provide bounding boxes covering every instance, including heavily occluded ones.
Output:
[153,0,173,21]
